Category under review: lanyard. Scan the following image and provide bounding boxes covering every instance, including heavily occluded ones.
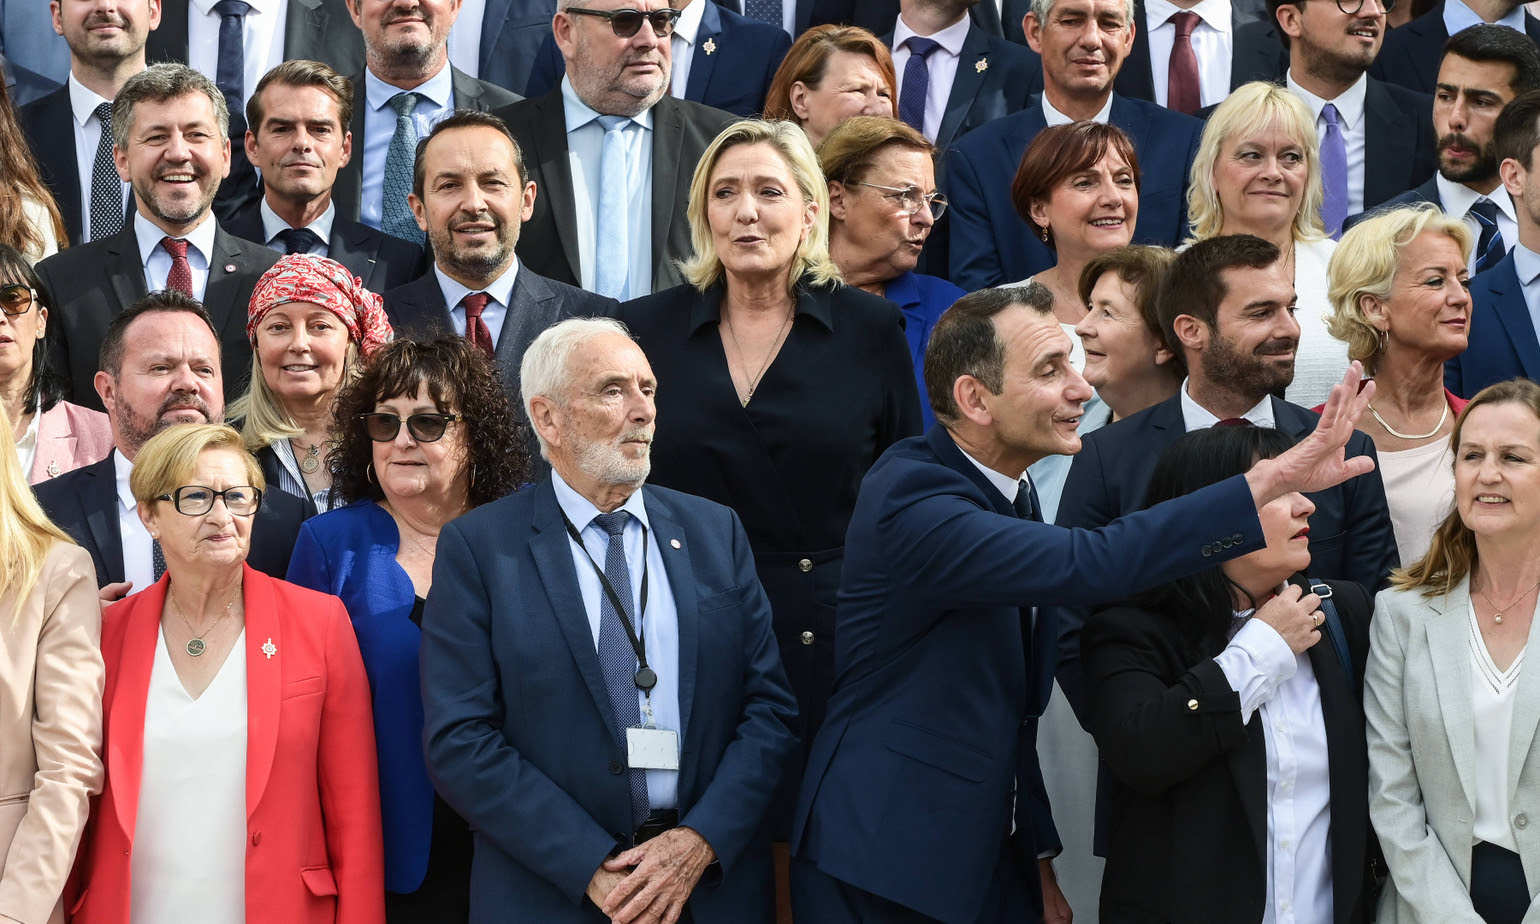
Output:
[561,511,656,693]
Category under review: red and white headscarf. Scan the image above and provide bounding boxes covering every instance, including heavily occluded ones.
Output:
[247,254,394,358]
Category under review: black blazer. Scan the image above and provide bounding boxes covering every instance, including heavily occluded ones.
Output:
[1363,78,1439,212]
[1372,1,1540,94]
[254,444,320,519]
[332,67,523,227]
[34,450,309,587]
[1114,9,1288,104]
[222,200,428,294]
[1083,575,1375,924]
[494,90,737,293]
[1344,174,1441,231]
[32,223,281,411]
[19,86,135,247]
[966,0,1033,43]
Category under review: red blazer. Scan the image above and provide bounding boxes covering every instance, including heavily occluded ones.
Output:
[71,566,385,924]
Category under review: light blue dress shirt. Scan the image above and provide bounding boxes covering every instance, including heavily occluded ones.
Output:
[134,212,215,298]
[434,262,515,349]
[561,76,655,298]
[551,468,681,810]
[1443,0,1526,35]
[259,198,336,254]
[1511,241,1540,339]
[361,66,455,231]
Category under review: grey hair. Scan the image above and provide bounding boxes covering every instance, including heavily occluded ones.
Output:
[112,63,230,150]
[1029,0,1135,27]
[520,316,635,460]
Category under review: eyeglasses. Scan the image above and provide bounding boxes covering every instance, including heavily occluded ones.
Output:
[0,284,37,317]
[155,485,263,516]
[359,412,463,443]
[849,182,948,220]
[1322,0,1393,14]
[566,6,681,36]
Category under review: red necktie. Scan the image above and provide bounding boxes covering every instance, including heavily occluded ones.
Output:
[1215,417,1252,427]
[1168,11,1201,116]
[161,237,193,296]
[461,292,495,356]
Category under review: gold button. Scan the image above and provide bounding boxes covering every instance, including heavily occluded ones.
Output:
[801,631,815,645]
[1187,699,1199,711]
[798,558,813,572]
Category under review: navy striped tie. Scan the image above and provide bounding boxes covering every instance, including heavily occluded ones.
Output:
[1471,198,1507,274]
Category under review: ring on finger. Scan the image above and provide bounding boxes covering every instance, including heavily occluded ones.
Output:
[1314,612,1323,626]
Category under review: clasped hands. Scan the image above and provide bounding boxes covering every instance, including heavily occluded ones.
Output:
[587,826,716,924]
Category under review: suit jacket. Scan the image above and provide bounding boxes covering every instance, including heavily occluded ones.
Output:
[478,0,559,96]
[30,400,114,485]
[1344,174,1440,232]
[70,566,384,924]
[1084,575,1375,924]
[1449,250,1539,399]
[884,23,1040,156]
[34,452,310,589]
[1114,9,1287,104]
[1362,78,1439,212]
[966,0,1034,44]
[20,87,136,247]
[1371,1,1540,94]
[419,479,799,922]
[712,0,866,38]
[0,543,102,924]
[495,90,736,294]
[791,425,1272,924]
[525,2,792,116]
[223,199,428,294]
[32,223,280,411]
[1366,577,1540,922]
[332,67,522,227]
[1053,394,1399,719]
[944,93,1203,291]
[0,0,68,106]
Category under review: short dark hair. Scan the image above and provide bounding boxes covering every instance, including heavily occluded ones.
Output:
[246,59,355,135]
[1495,88,1540,170]
[1443,24,1540,95]
[924,283,1054,426]
[0,245,64,415]
[112,63,229,150]
[98,290,219,379]
[1155,235,1280,354]
[411,110,528,199]
[1079,245,1184,379]
[1011,121,1140,250]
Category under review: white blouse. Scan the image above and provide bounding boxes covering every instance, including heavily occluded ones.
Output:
[1470,605,1524,852]
[1285,237,1351,410]
[1377,435,1456,567]
[130,628,248,924]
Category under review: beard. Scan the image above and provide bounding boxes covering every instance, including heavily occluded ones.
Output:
[428,211,517,283]
[1437,131,1500,185]
[134,169,220,228]
[115,392,218,454]
[574,430,652,487]
[1201,328,1297,405]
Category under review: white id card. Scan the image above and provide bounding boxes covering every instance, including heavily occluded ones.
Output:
[626,726,680,770]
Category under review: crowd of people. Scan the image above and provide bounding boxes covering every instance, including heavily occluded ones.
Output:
[8,0,1540,921]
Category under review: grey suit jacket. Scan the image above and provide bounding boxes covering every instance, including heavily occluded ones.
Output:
[1366,578,1540,923]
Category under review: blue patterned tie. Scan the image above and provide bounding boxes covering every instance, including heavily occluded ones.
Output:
[743,0,782,26]
[88,102,123,241]
[1471,198,1507,274]
[593,510,650,831]
[1320,103,1349,240]
[595,116,632,300]
[382,92,427,245]
[898,37,940,135]
[213,0,251,124]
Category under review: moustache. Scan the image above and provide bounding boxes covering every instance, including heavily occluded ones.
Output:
[383,8,432,25]
[1253,337,1299,357]
[83,12,129,29]
[619,428,653,443]
[1437,132,1481,154]
[158,394,213,420]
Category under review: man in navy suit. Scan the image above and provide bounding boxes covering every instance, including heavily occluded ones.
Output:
[1449,90,1540,396]
[944,0,1202,290]
[790,281,1382,924]
[420,316,797,923]
[1372,0,1540,94]
[1113,0,1288,112]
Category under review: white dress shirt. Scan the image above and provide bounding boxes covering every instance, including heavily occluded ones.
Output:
[1444,0,1528,34]
[258,198,335,254]
[1287,236,1350,409]
[1469,601,1525,852]
[551,468,682,810]
[1437,175,1519,277]
[67,75,131,242]
[1214,608,1335,924]
[448,0,487,79]
[433,262,516,348]
[1179,378,1276,430]
[134,211,216,299]
[562,75,655,298]
[1287,72,1367,216]
[1043,92,1114,125]
[892,13,971,143]
[1511,242,1540,345]
[114,450,156,594]
[187,0,286,115]
[361,66,456,231]
[13,407,41,481]
[670,0,707,102]
[1143,0,1232,110]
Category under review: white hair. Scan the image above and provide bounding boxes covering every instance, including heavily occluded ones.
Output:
[520,316,635,460]
[1029,0,1135,27]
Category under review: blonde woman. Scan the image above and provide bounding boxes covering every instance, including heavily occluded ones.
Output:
[0,403,103,924]
[1187,80,1348,408]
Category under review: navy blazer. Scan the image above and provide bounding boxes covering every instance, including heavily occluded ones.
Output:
[285,500,435,894]
[525,1,791,116]
[883,271,964,431]
[1113,10,1287,104]
[1371,0,1540,94]
[885,23,1041,155]
[222,200,428,295]
[477,0,558,96]
[1344,174,1439,232]
[792,425,1269,924]
[1447,250,1540,398]
[944,94,1203,291]
[420,479,798,923]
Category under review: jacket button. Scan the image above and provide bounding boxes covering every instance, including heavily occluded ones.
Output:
[1518,813,1530,829]
[1233,533,1244,542]
[1201,546,1213,557]
[801,631,815,645]
[1221,539,1233,549]
[609,760,623,775]
[251,832,261,846]
[1187,699,1199,711]
[798,558,813,572]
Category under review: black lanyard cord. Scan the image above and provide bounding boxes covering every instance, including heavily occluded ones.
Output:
[561,511,655,692]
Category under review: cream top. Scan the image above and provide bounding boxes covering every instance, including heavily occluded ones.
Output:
[1376,434,1455,567]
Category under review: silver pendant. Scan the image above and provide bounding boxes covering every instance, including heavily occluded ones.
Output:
[186,637,207,657]
[300,453,321,474]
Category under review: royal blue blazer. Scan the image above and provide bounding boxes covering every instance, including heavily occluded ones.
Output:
[1447,252,1540,399]
[885,271,965,431]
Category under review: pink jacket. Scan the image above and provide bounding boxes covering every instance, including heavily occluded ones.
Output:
[29,402,112,485]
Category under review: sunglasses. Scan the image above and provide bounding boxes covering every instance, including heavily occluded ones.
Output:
[0,284,38,317]
[359,412,463,443]
[155,485,263,516]
[566,6,681,36]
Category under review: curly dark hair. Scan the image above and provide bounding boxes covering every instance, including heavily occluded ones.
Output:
[329,337,529,507]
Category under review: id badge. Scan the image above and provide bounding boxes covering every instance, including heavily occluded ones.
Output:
[626,725,680,770]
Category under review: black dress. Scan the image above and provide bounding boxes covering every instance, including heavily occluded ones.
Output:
[619,280,923,833]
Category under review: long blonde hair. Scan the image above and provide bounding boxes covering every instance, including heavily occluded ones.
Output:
[0,405,75,609]
[228,341,360,453]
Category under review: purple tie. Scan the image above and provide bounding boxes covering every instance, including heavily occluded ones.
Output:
[899,37,941,136]
[1320,103,1349,239]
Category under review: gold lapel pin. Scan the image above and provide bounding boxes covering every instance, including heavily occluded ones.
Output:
[703,37,717,54]
[976,58,989,73]
[262,638,277,660]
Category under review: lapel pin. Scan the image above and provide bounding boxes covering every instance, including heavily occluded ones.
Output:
[262,638,277,659]
[46,461,59,477]
[224,263,237,273]
[670,538,682,549]
[703,37,717,54]
[976,58,989,73]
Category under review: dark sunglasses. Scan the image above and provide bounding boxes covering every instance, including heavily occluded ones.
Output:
[359,412,463,443]
[0,284,38,317]
[566,6,681,36]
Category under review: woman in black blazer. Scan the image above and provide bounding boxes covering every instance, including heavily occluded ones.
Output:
[1082,425,1377,924]
[619,119,922,838]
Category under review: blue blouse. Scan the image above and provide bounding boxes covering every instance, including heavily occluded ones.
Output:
[884,271,966,431]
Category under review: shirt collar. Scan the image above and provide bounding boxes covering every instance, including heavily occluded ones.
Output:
[192,0,273,17]
[134,211,217,268]
[1436,173,1518,225]
[952,439,1029,503]
[893,12,972,54]
[1444,0,1528,34]
[684,281,833,337]
[365,63,454,113]
[259,198,335,245]
[674,0,707,46]
[113,448,135,512]
[1514,241,1540,286]
[560,74,657,131]
[67,74,114,127]
[550,466,652,533]
[1179,377,1276,430]
[15,403,42,455]
[1144,0,1232,32]
[1042,92,1113,126]
[434,260,520,311]
[1286,71,1367,129]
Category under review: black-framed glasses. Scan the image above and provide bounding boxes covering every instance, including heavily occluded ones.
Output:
[849,182,948,220]
[155,485,263,516]
[566,6,681,36]
[359,412,463,443]
[1323,0,1393,14]
[0,284,37,317]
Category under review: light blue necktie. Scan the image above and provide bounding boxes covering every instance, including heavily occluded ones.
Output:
[382,92,426,245]
[595,116,632,300]
[592,511,651,830]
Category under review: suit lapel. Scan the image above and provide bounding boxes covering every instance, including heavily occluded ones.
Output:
[284,0,325,60]
[686,2,723,102]
[1507,597,1540,803]
[1427,582,1479,808]
[450,66,484,109]
[327,219,382,289]
[84,454,127,585]
[145,0,189,61]
[1484,258,1540,380]
[39,95,84,244]
[1118,0,1156,101]
[532,92,583,284]
[645,495,698,745]
[107,226,149,314]
[1227,716,1270,864]
[335,75,368,221]
[242,566,282,818]
[496,265,543,375]
[480,0,515,71]
[1303,585,1367,924]
[1362,81,1400,207]
[969,0,1002,36]
[937,27,991,153]
[649,97,687,292]
[107,580,167,841]
[203,229,252,341]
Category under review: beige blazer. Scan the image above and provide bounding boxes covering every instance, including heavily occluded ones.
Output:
[1367,578,1540,923]
[0,543,102,924]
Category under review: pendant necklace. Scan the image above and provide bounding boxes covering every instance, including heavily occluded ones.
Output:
[294,439,322,474]
[171,586,240,656]
[724,306,794,407]
[1477,577,1540,625]
[1368,400,1448,441]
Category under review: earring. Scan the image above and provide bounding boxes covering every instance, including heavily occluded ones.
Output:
[1376,326,1389,353]
[1040,227,1049,243]
[469,464,477,489]
[365,462,375,485]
